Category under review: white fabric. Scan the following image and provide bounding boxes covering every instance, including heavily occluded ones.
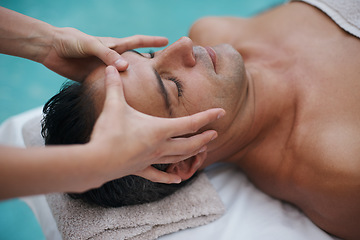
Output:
[46,173,225,240]
[0,108,337,239]
[293,0,360,38]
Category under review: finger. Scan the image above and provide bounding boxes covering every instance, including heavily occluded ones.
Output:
[190,151,208,173]
[154,145,207,164]
[88,39,129,71]
[110,35,168,53]
[103,66,126,103]
[152,130,215,163]
[161,129,217,157]
[96,35,168,70]
[135,166,182,184]
[160,108,225,138]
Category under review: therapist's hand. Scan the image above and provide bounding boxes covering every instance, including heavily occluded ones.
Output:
[88,66,225,184]
[42,29,168,82]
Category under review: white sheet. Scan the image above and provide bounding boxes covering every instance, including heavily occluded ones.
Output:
[0,108,337,240]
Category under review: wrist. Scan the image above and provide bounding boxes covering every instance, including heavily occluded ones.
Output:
[0,7,56,62]
[82,142,133,187]
[43,144,108,193]
[68,144,108,191]
[29,22,57,63]
[77,144,118,190]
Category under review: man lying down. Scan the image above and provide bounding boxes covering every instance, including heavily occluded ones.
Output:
[41,1,360,239]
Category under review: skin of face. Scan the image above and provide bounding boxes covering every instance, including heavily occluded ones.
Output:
[86,36,250,154]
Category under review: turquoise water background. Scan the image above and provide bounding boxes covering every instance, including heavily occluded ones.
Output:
[0,0,286,239]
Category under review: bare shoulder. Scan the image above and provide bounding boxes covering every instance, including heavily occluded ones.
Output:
[188,16,250,46]
[292,123,360,239]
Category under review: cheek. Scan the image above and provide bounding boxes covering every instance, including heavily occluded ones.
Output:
[175,82,218,119]
[179,76,240,132]
[184,78,227,110]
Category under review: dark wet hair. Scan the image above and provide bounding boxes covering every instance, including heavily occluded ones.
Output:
[41,81,195,207]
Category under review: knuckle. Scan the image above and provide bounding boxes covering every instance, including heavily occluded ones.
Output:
[142,171,161,183]
[189,118,199,133]
[150,148,163,159]
[174,155,186,163]
[162,155,177,164]
[150,128,166,143]
[133,35,145,46]
[81,37,99,53]
[133,34,145,39]
[63,27,77,33]
[150,175,162,183]
[104,49,116,59]
[180,141,193,153]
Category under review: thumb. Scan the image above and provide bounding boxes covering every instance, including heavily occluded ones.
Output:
[90,66,126,143]
[103,66,126,105]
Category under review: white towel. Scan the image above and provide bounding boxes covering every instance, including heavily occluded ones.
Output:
[22,112,225,240]
[46,174,224,240]
[293,0,360,38]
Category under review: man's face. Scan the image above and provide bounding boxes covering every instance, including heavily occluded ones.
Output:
[87,36,248,136]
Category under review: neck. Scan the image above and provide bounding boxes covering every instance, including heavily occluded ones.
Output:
[202,40,298,168]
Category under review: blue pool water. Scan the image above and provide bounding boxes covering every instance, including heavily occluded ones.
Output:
[0,0,286,123]
[0,0,286,238]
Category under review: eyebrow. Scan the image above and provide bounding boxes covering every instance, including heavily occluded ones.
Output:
[154,69,171,112]
[127,49,172,115]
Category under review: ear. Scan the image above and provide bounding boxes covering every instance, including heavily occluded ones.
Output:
[166,151,207,181]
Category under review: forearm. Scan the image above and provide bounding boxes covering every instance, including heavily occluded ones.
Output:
[0,145,105,200]
[0,6,54,62]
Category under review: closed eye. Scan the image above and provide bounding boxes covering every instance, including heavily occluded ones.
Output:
[127,49,183,97]
[146,50,183,97]
[169,77,183,97]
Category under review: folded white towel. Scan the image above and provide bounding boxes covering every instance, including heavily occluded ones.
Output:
[293,0,360,38]
[46,173,224,240]
[22,112,225,240]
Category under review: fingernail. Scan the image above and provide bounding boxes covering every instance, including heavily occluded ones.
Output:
[106,65,117,75]
[115,59,128,68]
[217,111,225,119]
[194,158,202,169]
[199,146,207,153]
[172,177,182,184]
[211,132,218,141]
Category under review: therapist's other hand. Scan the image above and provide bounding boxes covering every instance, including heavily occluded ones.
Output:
[88,66,225,184]
[41,29,168,82]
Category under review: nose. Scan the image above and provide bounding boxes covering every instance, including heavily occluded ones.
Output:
[157,36,196,68]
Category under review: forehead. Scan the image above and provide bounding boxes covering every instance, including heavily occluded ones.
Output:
[85,52,169,118]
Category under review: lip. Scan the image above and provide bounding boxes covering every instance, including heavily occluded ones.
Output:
[204,46,217,73]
